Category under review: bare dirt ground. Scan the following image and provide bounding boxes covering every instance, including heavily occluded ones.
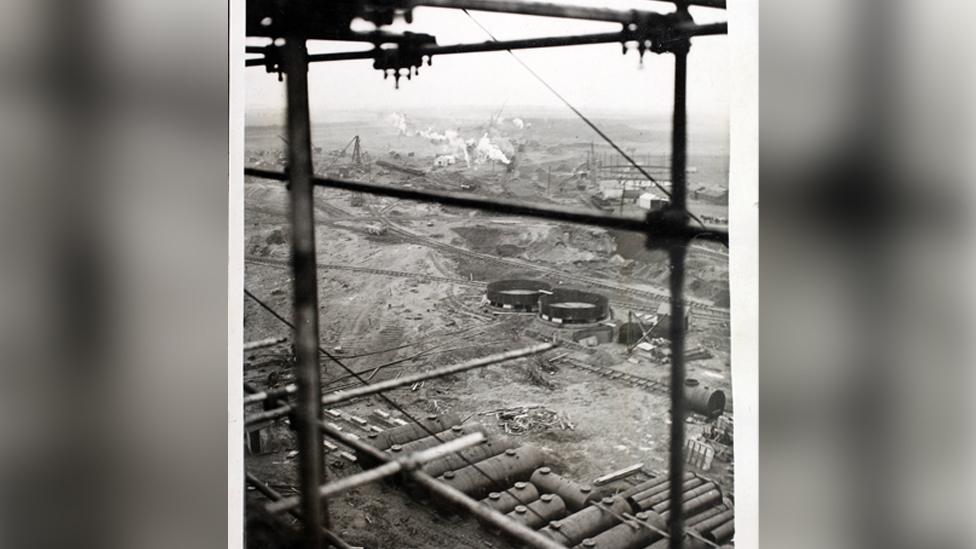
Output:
[243,113,732,547]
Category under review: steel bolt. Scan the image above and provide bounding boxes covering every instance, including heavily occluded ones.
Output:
[505,449,517,456]
[550,521,562,530]
[541,494,553,502]
[488,492,500,500]
[539,467,551,475]
[443,471,455,479]
[514,505,527,514]
[514,481,527,489]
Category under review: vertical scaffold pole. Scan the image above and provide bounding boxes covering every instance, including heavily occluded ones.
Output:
[283,23,330,548]
[667,11,691,549]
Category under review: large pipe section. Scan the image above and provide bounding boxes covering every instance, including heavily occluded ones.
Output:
[628,477,703,511]
[422,437,518,477]
[577,512,664,549]
[616,473,694,500]
[660,489,723,520]
[705,517,734,544]
[684,505,727,528]
[687,508,731,534]
[530,467,598,511]
[649,482,715,513]
[539,497,635,547]
[481,481,540,514]
[506,494,568,530]
[683,379,726,418]
[386,423,481,457]
[438,445,546,500]
[364,413,460,452]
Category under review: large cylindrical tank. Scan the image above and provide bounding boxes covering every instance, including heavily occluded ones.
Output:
[617,322,644,345]
[505,493,568,530]
[683,379,726,418]
[386,423,481,457]
[539,288,610,324]
[480,481,540,514]
[421,437,518,477]
[539,497,635,547]
[530,467,598,511]
[576,512,664,549]
[438,445,546,500]
[486,280,551,311]
[364,413,461,452]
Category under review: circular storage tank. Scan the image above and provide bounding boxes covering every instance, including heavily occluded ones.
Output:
[486,280,551,312]
[539,288,610,325]
[617,322,644,345]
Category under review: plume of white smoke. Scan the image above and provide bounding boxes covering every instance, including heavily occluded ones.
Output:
[511,118,525,129]
[389,112,408,136]
[475,133,510,164]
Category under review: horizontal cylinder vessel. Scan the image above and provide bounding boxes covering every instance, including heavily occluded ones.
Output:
[505,493,568,530]
[627,474,700,502]
[539,496,634,547]
[480,481,540,514]
[421,437,518,478]
[577,511,663,549]
[683,379,726,418]
[386,423,481,457]
[364,413,461,452]
[438,445,546,500]
[530,467,597,511]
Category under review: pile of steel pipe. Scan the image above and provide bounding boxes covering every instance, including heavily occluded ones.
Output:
[505,493,568,530]
[692,508,734,544]
[576,511,664,549]
[660,489,722,521]
[530,467,601,511]
[438,445,546,500]
[387,423,482,457]
[627,476,704,511]
[422,437,518,477]
[650,481,715,513]
[480,481,540,514]
[615,472,694,500]
[357,413,460,464]
[705,516,734,544]
[538,496,635,547]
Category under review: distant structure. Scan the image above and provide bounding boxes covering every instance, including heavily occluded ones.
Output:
[539,288,610,325]
[637,192,669,211]
[650,302,690,338]
[433,154,457,168]
[485,280,551,312]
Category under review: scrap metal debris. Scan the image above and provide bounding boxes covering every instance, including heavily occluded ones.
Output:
[483,405,574,435]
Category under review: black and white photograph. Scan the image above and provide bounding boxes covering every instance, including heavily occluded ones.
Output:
[239,1,751,547]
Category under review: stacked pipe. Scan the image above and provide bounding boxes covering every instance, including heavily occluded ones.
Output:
[386,423,483,457]
[615,472,694,500]
[530,467,600,511]
[575,511,665,549]
[506,493,568,529]
[358,412,461,465]
[422,437,518,477]
[693,508,734,544]
[626,475,704,511]
[480,481,540,514]
[538,496,635,547]
[437,445,546,500]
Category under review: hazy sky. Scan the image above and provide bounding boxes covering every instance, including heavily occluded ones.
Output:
[245,1,729,119]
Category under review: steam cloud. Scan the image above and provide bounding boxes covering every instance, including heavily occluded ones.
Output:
[389,112,513,167]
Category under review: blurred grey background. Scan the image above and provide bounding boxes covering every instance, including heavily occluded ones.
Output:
[0,0,972,548]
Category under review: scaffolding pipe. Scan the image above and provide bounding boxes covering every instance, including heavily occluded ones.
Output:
[244,168,728,245]
[267,432,486,514]
[318,421,566,549]
[666,25,691,549]
[407,0,725,22]
[244,336,288,351]
[282,32,330,546]
[245,472,354,549]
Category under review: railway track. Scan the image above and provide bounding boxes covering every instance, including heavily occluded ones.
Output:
[246,256,728,321]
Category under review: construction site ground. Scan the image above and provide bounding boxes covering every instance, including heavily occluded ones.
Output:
[244,113,732,548]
